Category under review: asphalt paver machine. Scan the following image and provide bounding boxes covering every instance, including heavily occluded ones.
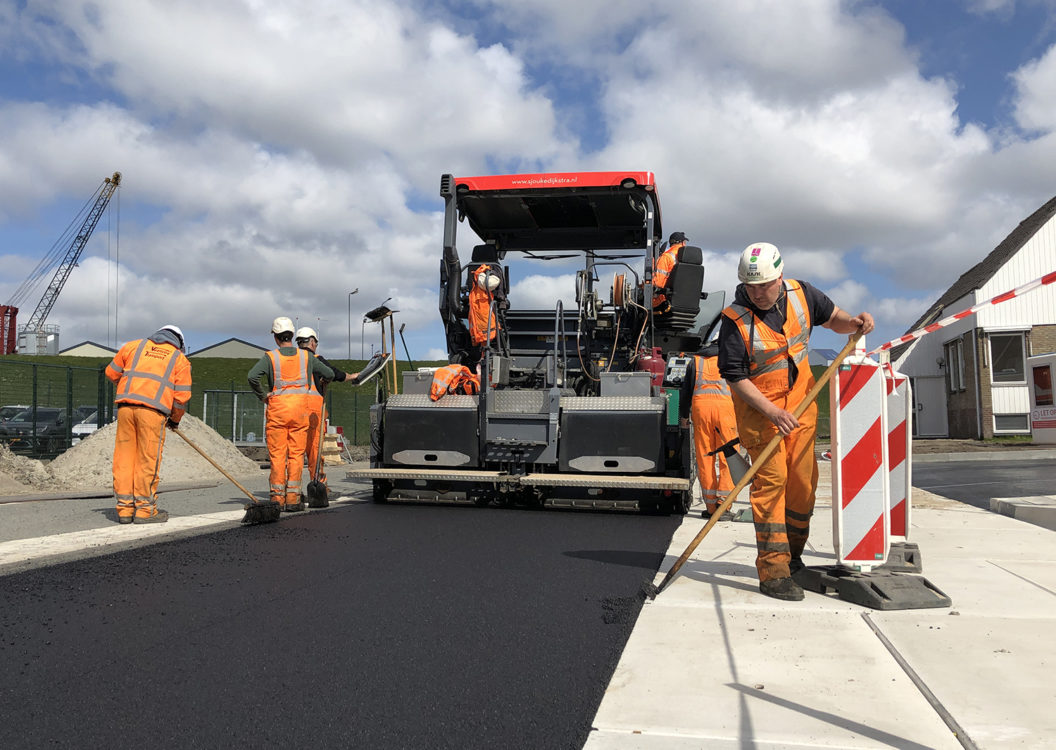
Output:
[353,172,725,513]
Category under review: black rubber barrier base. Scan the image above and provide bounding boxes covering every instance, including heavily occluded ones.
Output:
[876,542,924,574]
[795,564,952,610]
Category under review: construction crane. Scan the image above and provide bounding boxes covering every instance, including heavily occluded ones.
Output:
[1,171,121,354]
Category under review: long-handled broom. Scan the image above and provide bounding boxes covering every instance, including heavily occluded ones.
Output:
[648,332,863,598]
[172,427,281,525]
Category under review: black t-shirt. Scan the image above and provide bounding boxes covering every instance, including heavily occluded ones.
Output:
[313,353,347,393]
[717,280,835,383]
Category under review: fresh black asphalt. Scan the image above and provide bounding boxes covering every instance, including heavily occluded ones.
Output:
[912,458,1056,510]
[0,497,679,749]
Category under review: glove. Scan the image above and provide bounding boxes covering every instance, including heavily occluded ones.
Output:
[654,299,671,315]
[166,418,180,431]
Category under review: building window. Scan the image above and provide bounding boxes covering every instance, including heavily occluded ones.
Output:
[989,333,1025,384]
[944,338,965,393]
[994,414,1029,433]
[1034,365,1053,407]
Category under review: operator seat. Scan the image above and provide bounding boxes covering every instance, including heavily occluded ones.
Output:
[659,244,704,329]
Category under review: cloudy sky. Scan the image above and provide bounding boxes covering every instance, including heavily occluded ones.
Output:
[1,0,1055,361]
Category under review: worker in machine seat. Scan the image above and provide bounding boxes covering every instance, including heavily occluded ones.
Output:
[652,231,688,316]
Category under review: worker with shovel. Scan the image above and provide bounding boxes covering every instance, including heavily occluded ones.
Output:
[105,324,192,524]
[248,317,334,512]
[294,326,359,499]
[718,243,874,601]
[678,341,748,521]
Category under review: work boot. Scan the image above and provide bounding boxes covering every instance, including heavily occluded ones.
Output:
[759,577,804,601]
[117,515,134,525]
[789,556,805,574]
[133,509,170,524]
[283,501,305,513]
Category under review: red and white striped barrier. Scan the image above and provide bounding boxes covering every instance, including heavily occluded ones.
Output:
[831,344,890,571]
[883,364,912,542]
[869,269,1056,355]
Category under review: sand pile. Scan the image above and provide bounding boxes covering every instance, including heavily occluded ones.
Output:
[1,415,261,496]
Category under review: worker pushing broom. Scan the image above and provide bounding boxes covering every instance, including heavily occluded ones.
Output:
[655,243,874,601]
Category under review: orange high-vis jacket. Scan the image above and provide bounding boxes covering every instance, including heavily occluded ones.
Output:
[468,264,501,344]
[652,242,683,307]
[106,339,192,419]
[721,279,815,446]
[265,348,320,421]
[429,364,481,402]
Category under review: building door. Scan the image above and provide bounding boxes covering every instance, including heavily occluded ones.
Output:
[910,376,948,437]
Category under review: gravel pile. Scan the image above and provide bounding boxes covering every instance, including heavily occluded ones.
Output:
[1,415,261,496]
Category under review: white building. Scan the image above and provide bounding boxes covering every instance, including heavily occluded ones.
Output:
[892,196,1056,438]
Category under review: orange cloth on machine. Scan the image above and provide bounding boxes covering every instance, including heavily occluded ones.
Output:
[429,364,481,402]
[468,264,501,344]
[265,348,319,505]
[106,337,191,520]
[690,355,738,514]
[723,279,817,583]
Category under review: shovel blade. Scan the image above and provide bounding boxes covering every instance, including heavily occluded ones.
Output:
[306,480,329,508]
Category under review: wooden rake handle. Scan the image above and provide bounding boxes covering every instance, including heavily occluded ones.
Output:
[171,427,261,505]
[653,331,863,596]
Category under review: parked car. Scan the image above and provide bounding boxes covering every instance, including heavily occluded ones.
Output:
[71,411,101,445]
[0,405,31,424]
[73,405,97,423]
[0,407,70,456]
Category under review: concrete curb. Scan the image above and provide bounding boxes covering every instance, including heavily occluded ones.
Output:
[990,495,1056,532]
[912,449,1056,463]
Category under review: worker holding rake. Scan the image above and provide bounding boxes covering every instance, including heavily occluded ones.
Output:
[719,243,874,601]
[295,326,359,493]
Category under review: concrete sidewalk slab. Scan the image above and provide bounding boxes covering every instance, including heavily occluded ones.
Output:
[588,463,1056,749]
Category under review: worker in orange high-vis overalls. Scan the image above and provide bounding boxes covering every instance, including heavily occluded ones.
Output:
[295,326,359,491]
[468,264,503,349]
[248,317,334,512]
[105,324,192,524]
[718,243,874,602]
[652,231,688,315]
[678,344,742,520]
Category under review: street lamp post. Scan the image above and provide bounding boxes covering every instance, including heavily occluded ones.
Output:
[347,289,359,360]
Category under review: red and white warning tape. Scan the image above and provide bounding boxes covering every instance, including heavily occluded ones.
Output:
[869,269,1056,355]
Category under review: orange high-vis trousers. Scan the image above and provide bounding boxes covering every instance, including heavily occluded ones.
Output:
[691,400,738,514]
[265,402,309,505]
[112,404,168,520]
[743,418,819,583]
[305,409,326,486]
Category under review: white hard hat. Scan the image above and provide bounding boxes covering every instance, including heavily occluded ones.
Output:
[477,270,501,293]
[295,326,318,342]
[159,325,185,351]
[738,243,784,284]
[271,316,295,335]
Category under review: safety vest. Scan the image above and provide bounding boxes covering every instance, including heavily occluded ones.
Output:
[265,348,319,421]
[429,365,480,402]
[108,339,192,416]
[692,355,731,401]
[722,279,815,443]
[468,265,501,344]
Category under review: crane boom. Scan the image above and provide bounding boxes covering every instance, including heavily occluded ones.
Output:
[20,171,121,335]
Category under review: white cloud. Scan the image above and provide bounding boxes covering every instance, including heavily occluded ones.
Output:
[1013,43,1056,132]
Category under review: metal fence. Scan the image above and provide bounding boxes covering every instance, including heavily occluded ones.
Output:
[201,388,373,446]
[0,359,114,458]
